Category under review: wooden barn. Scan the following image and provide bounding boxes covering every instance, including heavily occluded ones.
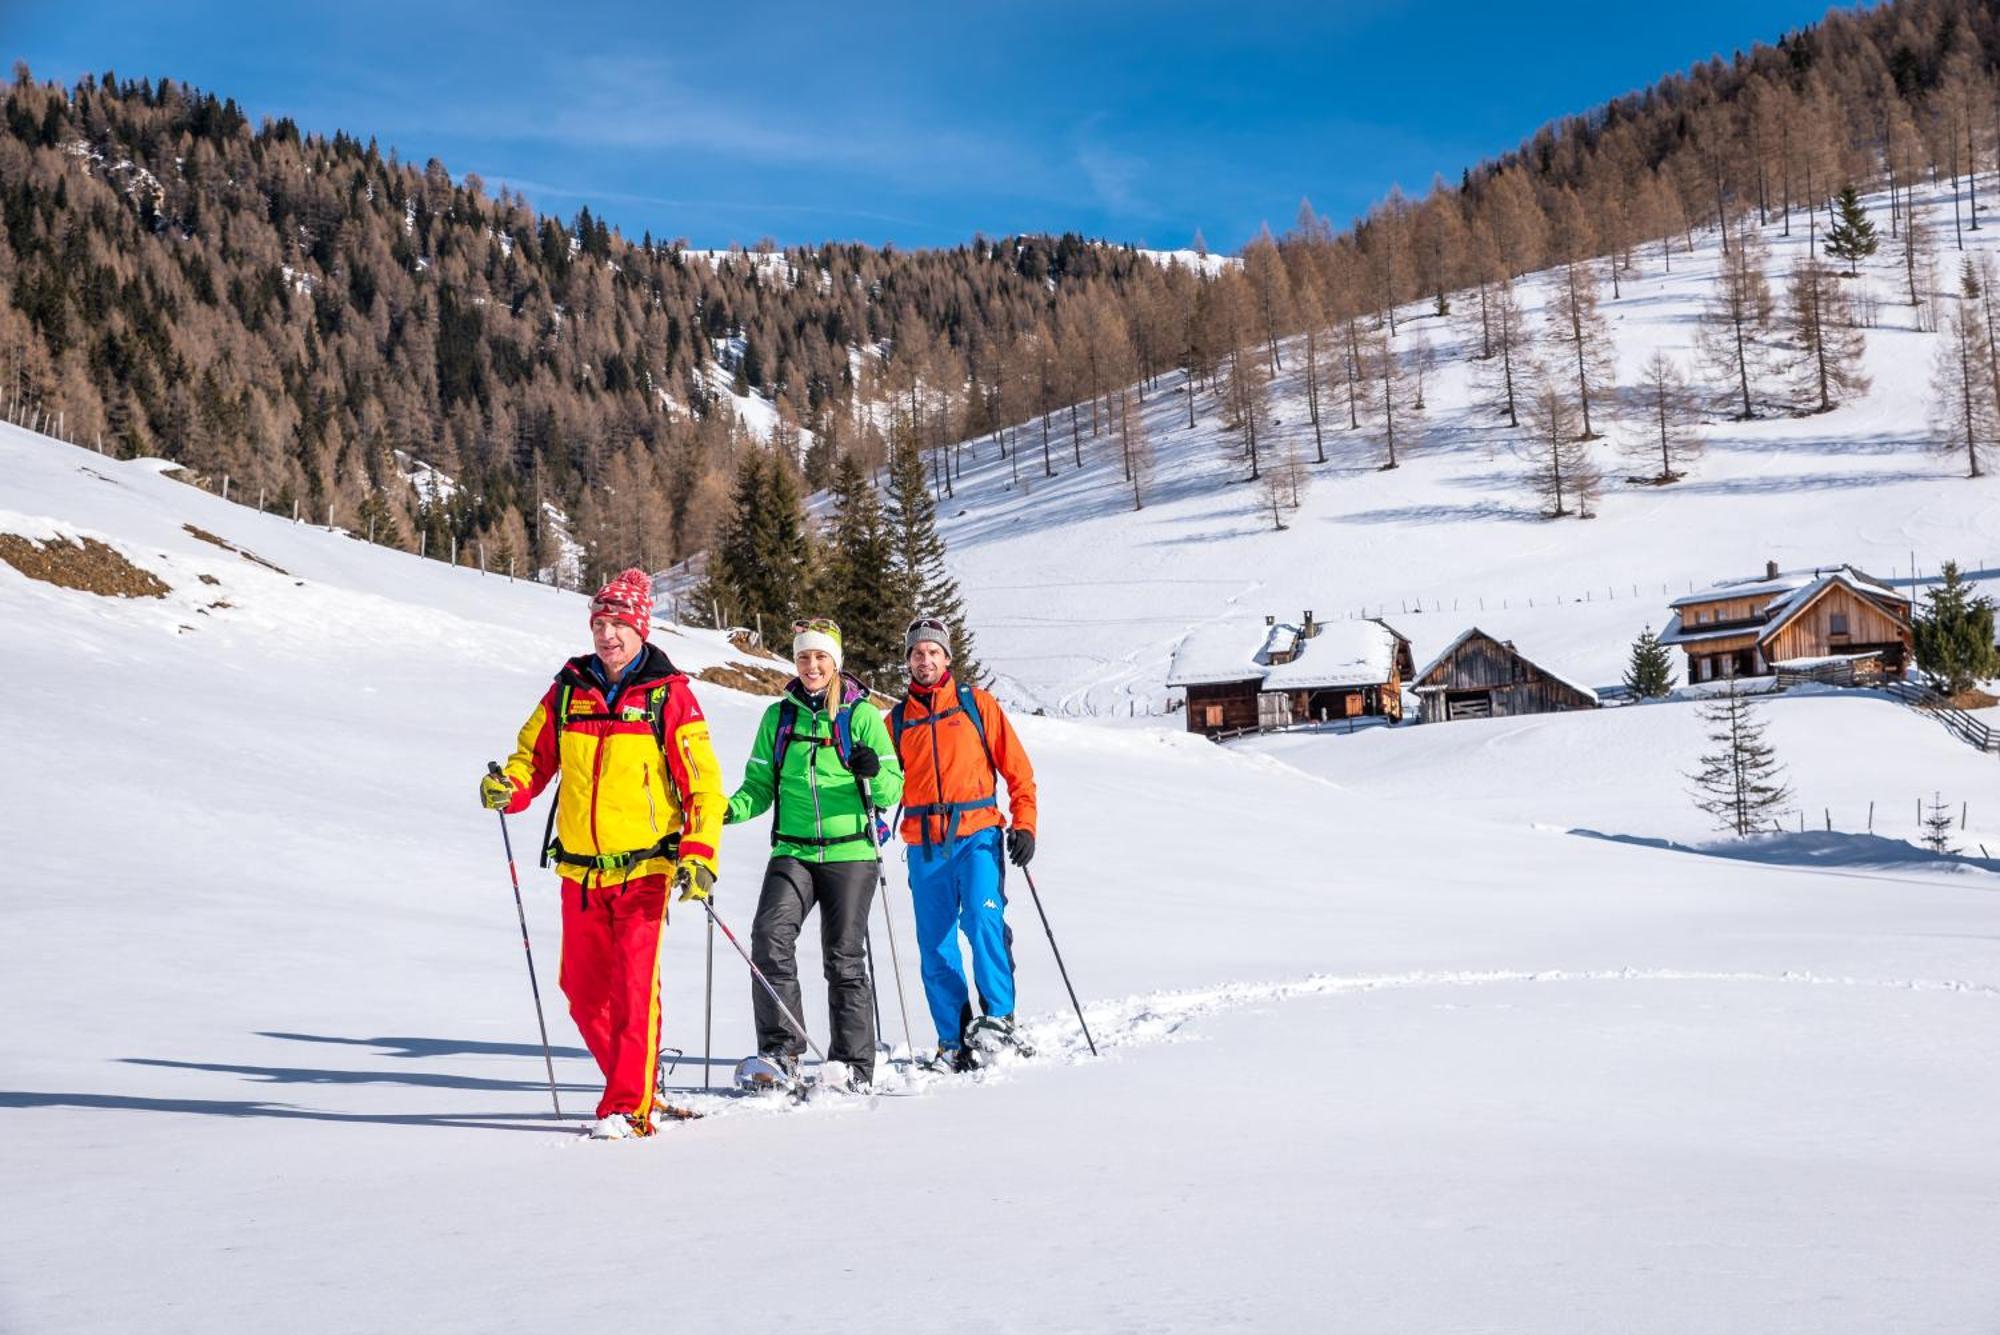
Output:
[1660,562,1912,683]
[1412,628,1599,722]
[1167,613,1413,737]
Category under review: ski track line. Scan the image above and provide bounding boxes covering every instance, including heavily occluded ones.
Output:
[648,967,2000,1134]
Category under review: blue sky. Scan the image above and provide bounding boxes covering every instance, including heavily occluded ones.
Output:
[11,0,1859,252]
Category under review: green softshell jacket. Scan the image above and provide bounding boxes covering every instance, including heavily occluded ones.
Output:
[726,678,905,863]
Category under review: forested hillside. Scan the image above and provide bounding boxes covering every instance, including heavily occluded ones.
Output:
[0,65,1198,580]
[10,0,2000,589]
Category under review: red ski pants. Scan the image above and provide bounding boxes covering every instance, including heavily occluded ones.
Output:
[559,874,667,1119]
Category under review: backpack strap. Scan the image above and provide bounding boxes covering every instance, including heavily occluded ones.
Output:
[957,680,998,782]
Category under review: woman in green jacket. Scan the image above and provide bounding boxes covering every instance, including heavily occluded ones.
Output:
[727,618,903,1089]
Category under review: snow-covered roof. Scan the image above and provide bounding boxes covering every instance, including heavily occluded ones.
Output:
[1166,620,1292,687]
[1262,621,1402,690]
[1657,613,1764,647]
[1762,569,1905,624]
[1412,627,1600,704]
[1670,564,1904,611]
[1167,617,1402,689]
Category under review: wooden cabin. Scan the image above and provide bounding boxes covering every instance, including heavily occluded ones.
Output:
[1260,617,1415,725]
[1660,561,1912,683]
[1412,628,1598,722]
[1167,613,1412,737]
[1168,618,1301,737]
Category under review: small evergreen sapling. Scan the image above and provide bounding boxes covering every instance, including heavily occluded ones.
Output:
[1922,792,1958,855]
[1624,625,1677,698]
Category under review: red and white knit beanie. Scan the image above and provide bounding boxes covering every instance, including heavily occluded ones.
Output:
[589,568,653,640]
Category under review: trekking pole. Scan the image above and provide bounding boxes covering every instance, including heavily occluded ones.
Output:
[485,762,565,1120]
[702,912,715,1090]
[858,778,918,1063]
[1021,867,1098,1057]
[698,898,827,1065]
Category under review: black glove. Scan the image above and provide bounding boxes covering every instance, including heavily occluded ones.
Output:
[1006,827,1035,867]
[849,745,881,779]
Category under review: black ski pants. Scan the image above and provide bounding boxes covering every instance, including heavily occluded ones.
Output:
[749,857,877,1075]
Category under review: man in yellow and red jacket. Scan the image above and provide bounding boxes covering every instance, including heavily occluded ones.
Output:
[890,616,1038,1069]
[479,568,723,1139]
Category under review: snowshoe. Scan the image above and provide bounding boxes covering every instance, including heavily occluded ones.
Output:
[733,1052,800,1094]
[963,1016,1032,1067]
[810,1060,871,1095]
[918,1045,977,1075]
[651,1103,703,1126]
[584,1113,654,1140]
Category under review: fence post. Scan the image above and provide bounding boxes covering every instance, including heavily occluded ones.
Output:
[1867,801,1874,831]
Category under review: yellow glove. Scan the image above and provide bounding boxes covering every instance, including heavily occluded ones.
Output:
[674,864,716,902]
[479,770,517,811]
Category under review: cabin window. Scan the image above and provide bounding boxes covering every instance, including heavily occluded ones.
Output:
[1829,611,1850,636]
[1203,704,1224,728]
[1697,609,1713,625]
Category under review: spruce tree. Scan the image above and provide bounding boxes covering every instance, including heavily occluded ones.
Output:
[707,450,808,642]
[884,432,980,683]
[820,450,901,687]
[1824,186,1879,276]
[1913,559,1999,697]
[1624,625,1677,698]
[1688,680,1792,836]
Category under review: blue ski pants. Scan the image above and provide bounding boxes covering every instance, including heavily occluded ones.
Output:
[906,825,1015,1046]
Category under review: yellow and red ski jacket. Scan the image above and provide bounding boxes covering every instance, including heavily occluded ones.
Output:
[499,644,723,886]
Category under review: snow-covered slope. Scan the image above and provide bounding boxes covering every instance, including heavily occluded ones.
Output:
[4,423,1999,1333]
[936,183,2000,717]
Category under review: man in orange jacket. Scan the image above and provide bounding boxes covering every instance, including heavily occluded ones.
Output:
[888,616,1038,1069]
[479,568,724,1138]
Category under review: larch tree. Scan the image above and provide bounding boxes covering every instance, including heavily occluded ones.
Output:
[1929,259,1999,478]
[1118,388,1153,510]
[1242,226,1293,373]
[1365,328,1411,470]
[1902,203,1939,330]
[1414,185,1470,316]
[1483,167,1548,279]
[1542,192,1615,439]
[1291,257,1330,463]
[1470,276,1527,427]
[1785,255,1870,414]
[1625,350,1703,484]
[1696,218,1776,420]
[1223,341,1272,482]
[1517,363,1599,518]
[1688,679,1792,837]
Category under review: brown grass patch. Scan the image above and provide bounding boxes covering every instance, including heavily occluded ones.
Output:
[728,629,787,661]
[1945,687,2000,710]
[698,661,793,696]
[182,523,289,574]
[0,533,170,598]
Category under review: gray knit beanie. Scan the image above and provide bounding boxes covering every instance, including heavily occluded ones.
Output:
[904,616,952,658]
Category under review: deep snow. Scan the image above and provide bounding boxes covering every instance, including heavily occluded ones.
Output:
[4,423,1999,1333]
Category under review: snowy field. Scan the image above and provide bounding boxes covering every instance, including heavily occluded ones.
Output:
[4,420,2000,1333]
[932,182,2000,719]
